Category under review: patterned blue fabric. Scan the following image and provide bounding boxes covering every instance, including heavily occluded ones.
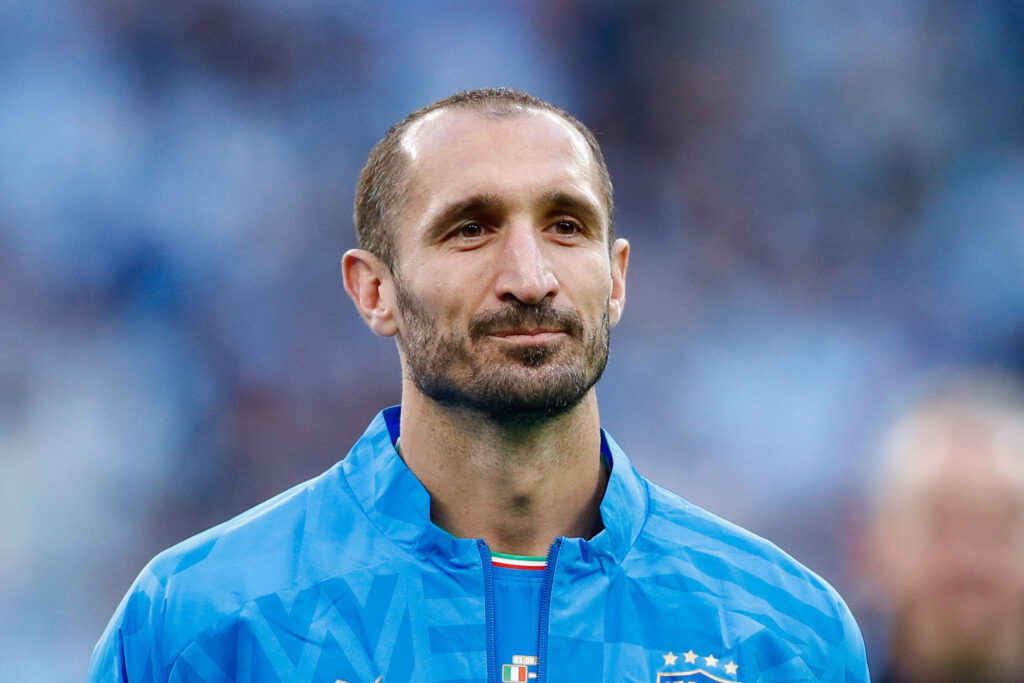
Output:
[90,406,870,682]
[491,565,544,681]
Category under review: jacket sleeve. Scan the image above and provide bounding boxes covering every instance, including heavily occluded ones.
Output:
[89,569,167,683]
[829,592,871,683]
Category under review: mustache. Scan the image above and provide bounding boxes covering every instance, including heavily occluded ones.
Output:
[469,300,585,340]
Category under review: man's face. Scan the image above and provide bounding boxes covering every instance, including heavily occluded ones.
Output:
[872,420,1024,675]
[387,108,627,423]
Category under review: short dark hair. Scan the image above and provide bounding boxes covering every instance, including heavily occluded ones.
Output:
[353,88,614,270]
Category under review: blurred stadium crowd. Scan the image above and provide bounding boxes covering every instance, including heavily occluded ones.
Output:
[1,1,1023,678]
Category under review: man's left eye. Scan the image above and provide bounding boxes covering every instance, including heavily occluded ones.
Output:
[553,221,580,235]
[456,223,484,238]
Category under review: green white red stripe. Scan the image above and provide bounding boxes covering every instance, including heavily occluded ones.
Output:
[491,552,547,570]
[502,664,534,681]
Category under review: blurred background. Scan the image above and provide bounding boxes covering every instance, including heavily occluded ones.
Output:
[2,0,1023,679]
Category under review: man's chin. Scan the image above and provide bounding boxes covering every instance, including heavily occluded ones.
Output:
[415,368,592,424]
[453,391,588,426]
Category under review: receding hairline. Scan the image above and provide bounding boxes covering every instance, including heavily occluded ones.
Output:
[399,103,595,164]
[869,374,1024,515]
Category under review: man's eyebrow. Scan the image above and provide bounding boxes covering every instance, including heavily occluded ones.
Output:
[541,191,603,227]
[424,194,507,240]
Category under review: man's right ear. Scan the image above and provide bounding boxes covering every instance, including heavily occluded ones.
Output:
[342,249,399,337]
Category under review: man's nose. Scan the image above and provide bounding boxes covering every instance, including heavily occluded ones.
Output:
[493,224,559,305]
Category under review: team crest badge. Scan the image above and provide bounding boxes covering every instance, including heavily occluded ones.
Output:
[657,673,736,683]
[657,650,742,683]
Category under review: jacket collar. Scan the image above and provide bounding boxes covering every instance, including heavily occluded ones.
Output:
[340,406,648,567]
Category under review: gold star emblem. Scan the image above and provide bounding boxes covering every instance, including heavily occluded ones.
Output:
[662,652,678,666]
[683,650,698,664]
[725,662,739,675]
[705,654,719,668]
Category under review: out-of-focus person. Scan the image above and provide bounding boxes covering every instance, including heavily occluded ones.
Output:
[864,370,1024,683]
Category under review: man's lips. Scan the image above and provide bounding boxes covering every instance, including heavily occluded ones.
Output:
[487,328,565,344]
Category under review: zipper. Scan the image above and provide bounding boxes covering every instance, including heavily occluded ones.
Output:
[535,538,562,683]
[477,540,498,683]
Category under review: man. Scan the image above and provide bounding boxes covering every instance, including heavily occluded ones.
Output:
[91,89,868,682]
[864,371,1024,683]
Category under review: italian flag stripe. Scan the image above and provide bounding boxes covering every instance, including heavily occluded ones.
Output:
[491,553,546,570]
[503,665,528,681]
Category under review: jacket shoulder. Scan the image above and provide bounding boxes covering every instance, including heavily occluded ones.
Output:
[90,462,379,680]
[630,481,867,681]
[638,483,826,586]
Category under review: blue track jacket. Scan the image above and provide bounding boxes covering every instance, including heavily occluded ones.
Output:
[91,407,870,682]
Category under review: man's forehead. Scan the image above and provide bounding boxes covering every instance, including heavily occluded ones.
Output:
[895,415,1024,499]
[399,106,593,166]
[389,105,611,248]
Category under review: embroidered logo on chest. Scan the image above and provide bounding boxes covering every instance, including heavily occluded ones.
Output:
[657,649,741,683]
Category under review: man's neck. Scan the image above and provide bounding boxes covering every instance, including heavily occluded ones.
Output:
[397,387,608,557]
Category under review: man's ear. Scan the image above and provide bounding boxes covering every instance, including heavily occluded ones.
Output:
[342,249,399,337]
[608,238,629,327]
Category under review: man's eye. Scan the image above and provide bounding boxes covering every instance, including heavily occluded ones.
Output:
[553,220,580,235]
[454,223,485,239]
[456,223,484,238]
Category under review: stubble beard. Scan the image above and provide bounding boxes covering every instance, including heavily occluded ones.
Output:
[392,275,610,426]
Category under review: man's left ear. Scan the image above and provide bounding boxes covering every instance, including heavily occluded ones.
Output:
[608,238,629,327]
